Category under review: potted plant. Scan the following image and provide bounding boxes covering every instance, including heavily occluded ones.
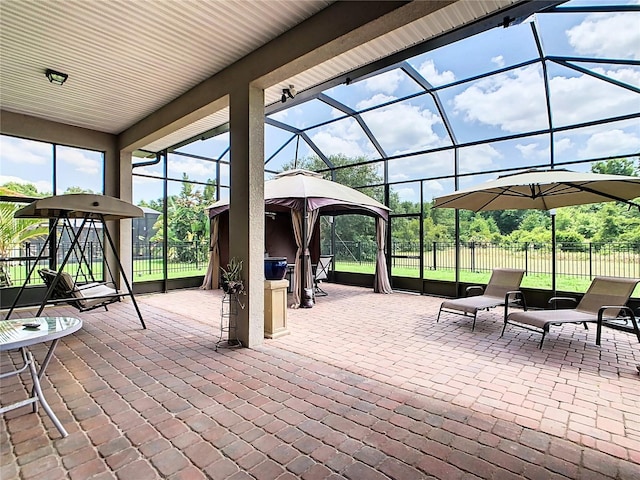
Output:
[220,257,244,295]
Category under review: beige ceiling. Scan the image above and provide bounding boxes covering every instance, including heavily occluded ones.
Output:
[1,0,521,153]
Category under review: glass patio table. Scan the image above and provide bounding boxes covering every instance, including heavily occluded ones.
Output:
[0,317,82,437]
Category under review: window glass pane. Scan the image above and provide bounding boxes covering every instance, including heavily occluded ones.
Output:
[56,145,104,194]
[537,11,639,60]
[132,155,164,178]
[390,182,420,214]
[219,163,230,190]
[407,23,539,86]
[166,180,210,280]
[390,216,420,278]
[442,64,549,143]
[132,177,164,282]
[167,153,216,184]
[388,150,454,182]
[566,61,640,90]
[268,99,344,130]
[553,118,640,163]
[332,215,376,274]
[0,135,53,196]
[173,131,229,159]
[265,123,296,159]
[360,95,452,156]
[306,117,382,161]
[423,177,456,281]
[459,134,551,174]
[548,62,639,128]
[324,68,424,110]
[265,138,299,174]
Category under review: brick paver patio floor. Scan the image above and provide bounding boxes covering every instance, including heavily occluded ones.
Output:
[1,284,639,479]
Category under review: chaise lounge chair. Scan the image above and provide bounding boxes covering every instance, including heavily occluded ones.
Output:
[38,268,121,313]
[436,268,526,331]
[502,276,640,348]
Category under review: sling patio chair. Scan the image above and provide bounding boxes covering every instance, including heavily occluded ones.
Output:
[314,255,333,297]
[436,268,526,331]
[38,268,122,313]
[502,276,640,348]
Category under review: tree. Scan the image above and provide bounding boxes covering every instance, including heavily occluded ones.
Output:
[149,174,216,262]
[591,158,638,176]
[1,182,44,197]
[0,202,49,286]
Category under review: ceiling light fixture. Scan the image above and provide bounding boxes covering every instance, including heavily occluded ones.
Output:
[281,84,296,103]
[45,68,68,85]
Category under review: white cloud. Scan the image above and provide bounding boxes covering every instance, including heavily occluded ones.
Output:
[458,144,502,174]
[388,150,453,182]
[356,93,396,110]
[362,103,446,156]
[168,157,216,179]
[394,186,419,202]
[310,119,378,158]
[311,131,366,158]
[452,65,548,133]
[269,110,288,122]
[549,69,640,126]
[516,142,547,160]
[555,137,573,154]
[0,136,51,165]
[0,175,52,194]
[59,149,101,175]
[417,59,455,85]
[578,129,640,159]
[491,55,505,68]
[363,70,404,95]
[567,13,640,60]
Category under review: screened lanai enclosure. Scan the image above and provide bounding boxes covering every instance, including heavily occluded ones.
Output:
[1,0,639,307]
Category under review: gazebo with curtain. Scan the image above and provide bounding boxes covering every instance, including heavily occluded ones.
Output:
[203,170,392,305]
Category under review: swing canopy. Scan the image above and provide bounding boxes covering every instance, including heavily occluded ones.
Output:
[15,194,143,220]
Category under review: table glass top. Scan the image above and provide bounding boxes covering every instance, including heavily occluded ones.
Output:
[0,317,82,350]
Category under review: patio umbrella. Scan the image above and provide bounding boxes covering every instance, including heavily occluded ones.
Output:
[432,168,640,295]
[433,168,640,212]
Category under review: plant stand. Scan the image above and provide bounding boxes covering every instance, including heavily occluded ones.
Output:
[216,292,243,351]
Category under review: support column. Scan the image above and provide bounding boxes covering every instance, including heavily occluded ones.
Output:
[229,85,265,348]
[116,150,134,290]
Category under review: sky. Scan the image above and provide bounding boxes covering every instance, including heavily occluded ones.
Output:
[1,1,638,206]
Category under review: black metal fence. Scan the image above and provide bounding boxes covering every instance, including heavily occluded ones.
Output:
[3,239,638,288]
[325,241,640,279]
[1,240,209,286]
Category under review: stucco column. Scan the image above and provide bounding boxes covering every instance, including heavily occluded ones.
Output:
[116,150,134,289]
[229,85,265,348]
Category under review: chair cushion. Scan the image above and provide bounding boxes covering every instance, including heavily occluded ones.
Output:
[507,309,595,330]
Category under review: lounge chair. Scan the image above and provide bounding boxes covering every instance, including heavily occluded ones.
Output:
[38,268,121,313]
[314,255,333,297]
[436,268,526,331]
[502,276,640,348]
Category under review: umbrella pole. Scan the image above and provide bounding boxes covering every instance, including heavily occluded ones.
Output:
[550,209,556,297]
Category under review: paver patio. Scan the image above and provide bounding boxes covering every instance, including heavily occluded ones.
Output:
[1,283,639,479]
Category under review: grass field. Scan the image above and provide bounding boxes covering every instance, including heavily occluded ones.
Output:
[4,257,639,296]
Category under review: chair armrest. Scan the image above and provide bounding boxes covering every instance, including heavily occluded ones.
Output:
[548,296,577,309]
[503,290,527,321]
[465,285,484,297]
[596,305,637,346]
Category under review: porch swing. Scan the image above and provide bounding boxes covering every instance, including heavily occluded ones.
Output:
[4,194,146,329]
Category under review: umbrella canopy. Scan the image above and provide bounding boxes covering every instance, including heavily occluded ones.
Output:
[433,168,640,212]
[209,169,390,219]
[15,194,143,220]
